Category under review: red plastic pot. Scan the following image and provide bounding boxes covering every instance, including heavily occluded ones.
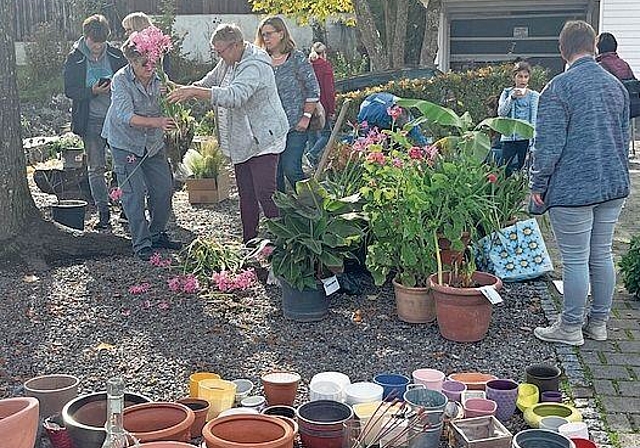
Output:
[572,438,597,448]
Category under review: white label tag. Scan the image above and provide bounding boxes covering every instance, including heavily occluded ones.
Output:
[321,275,340,296]
[479,285,503,305]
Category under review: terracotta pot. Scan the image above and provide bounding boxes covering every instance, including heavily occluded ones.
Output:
[0,397,40,448]
[448,372,498,391]
[437,233,471,266]
[63,391,151,448]
[177,397,210,438]
[392,279,436,323]
[138,443,198,448]
[24,373,80,418]
[124,402,195,443]
[261,372,301,406]
[202,414,294,448]
[429,271,502,342]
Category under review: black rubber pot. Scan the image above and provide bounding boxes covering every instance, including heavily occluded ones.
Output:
[525,364,562,393]
[51,200,87,230]
[62,391,150,448]
[280,278,329,322]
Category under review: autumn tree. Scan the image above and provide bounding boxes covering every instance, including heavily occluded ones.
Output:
[0,0,129,267]
[249,0,442,71]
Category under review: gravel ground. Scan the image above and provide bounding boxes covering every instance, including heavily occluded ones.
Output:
[0,176,558,447]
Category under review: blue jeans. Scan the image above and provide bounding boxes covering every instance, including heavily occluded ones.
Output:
[307,120,332,165]
[112,147,173,254]
[83,117,109,212]
[549,198,625,326]
[277,130,308,191]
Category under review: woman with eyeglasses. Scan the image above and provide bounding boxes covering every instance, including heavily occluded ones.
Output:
[255,16,321,191]
[167,24,289,243]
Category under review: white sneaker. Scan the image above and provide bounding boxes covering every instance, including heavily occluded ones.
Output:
[534,317,584,346]
[583,318,607,341]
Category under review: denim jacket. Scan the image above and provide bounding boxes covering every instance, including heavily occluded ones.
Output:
[101,65,165,157]
[497,88,540,142]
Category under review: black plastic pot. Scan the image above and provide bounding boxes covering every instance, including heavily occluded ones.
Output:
[525,364,562,393]
[51,200,87,230]
[62,391,150,448]
[280,278,329,322]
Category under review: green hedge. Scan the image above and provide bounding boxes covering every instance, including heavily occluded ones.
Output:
[336,64,549,128]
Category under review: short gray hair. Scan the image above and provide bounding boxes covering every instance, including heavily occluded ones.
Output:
[210,23,244,45]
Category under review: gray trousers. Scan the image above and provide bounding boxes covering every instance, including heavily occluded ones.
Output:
[550,198,625,326]
[83,117,109,212]
[112,146,173,254]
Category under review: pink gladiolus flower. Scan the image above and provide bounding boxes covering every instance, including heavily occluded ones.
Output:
[128,282,151,295]
[109,188,123,201]
[392,158,403,168]
[211,269,257,292]
[129,26,172,66]
[386,105,402,121]
[182,275,200,294]
[259,245,274,258]
[366,152,386,165]
[167,277,181,292]
[150,252,172,268]
[408,147,423,160]
[487,173,498,184]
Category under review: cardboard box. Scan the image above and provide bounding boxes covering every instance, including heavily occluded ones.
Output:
[186,170,230,204]
[449,416,512,448]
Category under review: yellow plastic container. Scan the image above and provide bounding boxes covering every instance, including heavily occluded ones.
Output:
[353,401,403,445]
[198,379,237,420]
[189,372,221,398]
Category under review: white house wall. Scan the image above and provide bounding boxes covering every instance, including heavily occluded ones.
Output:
[599,0,640,76]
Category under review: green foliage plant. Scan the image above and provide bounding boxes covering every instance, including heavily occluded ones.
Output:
[182,138,226,180]
[179,238,247,278]
[330,51,369,79]
[44,134,84,160]
[620,234,640,299]
[267,178,365,291]
[337,63,548,129]
[360,97,532,288]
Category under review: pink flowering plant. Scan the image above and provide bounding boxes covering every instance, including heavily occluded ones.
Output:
[361,98,533,287]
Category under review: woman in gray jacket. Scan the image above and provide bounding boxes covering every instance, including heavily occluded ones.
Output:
[168,24,289,243]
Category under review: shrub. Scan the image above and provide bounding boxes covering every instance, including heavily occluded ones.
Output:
[24,22,69,84]
[337,63,548,128]
[330,51,369,79]
[620,234,640,299]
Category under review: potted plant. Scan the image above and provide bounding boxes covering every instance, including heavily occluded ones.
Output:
[182,138,230,204]
[267,178,365,322]
[360,97,532,336]
[45,133,85,170]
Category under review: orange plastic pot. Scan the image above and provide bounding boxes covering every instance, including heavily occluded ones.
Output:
[202,414,294,448]
[123,402,195,443]
[429,271,502,342]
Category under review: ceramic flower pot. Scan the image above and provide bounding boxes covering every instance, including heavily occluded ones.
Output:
[24,373,80,418]
[63,391,151,448]
[296,400,353,448]
[463,398,497,419]
[523,403,582,429]
[448,372,497,391]
[485,379,519,422]
[513,429,576,448]
[392,279,436,323]
[123,402,195,443]
[525,364,562,393]
[177,397,210,438]
[261,372,301,407]
[516,383,540,412]
[0,397,39,448]
[429,271,502,342]
[202,414,294,448]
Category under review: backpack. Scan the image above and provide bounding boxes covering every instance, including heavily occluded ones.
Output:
[622,79,640,119]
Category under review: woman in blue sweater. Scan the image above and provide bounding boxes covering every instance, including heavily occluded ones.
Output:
[497,61,540,175]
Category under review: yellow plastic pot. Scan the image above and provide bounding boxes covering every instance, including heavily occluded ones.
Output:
[516,383,539,412]
[198,379,236,420]
[523,402,582,428]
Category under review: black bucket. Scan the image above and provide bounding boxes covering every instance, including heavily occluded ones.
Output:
[51,200,87,230]
[525,364,562,393]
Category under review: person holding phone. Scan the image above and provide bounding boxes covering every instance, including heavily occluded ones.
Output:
[497,61,540,175]
[64,14,126,229]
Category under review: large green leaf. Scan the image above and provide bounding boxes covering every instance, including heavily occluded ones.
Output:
[396,98,464,129]
[476,117,534,139]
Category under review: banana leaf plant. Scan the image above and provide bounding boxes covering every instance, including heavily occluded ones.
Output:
[395,98,534,286]
[267,179,365,291]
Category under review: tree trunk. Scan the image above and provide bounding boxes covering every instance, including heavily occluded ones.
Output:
[419,0,442,68]
[0,0,130,267]
[353,0,389,71]
[390,0,409,68]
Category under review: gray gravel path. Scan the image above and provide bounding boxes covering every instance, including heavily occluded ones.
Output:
[1,183,558,446]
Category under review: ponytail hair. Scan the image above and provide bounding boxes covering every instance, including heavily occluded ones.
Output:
[309,41,327,62]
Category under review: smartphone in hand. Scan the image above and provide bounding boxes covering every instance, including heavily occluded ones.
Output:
[98,77,111,87]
